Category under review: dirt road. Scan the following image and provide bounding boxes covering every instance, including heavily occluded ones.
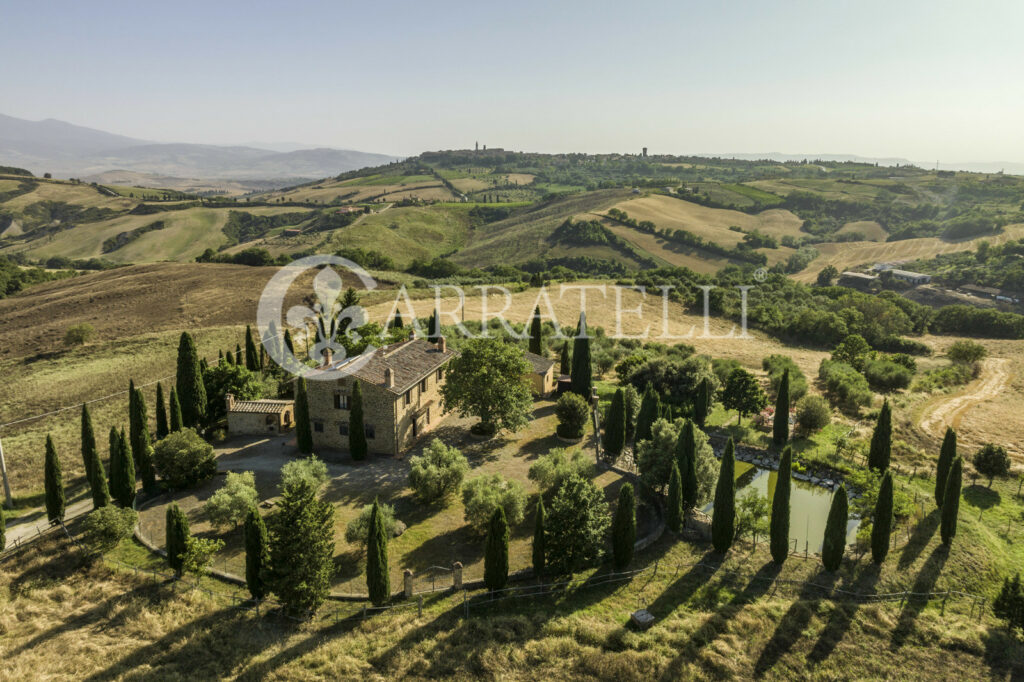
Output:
[919,357,1011,445]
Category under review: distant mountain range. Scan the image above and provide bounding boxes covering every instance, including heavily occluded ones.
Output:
[0,113,401,187]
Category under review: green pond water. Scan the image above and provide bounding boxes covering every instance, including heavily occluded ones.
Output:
[705,461,860,553]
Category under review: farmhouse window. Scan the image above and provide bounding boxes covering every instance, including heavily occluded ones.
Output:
[334,392,350,410]
[339,422,349,436]
[313,421,324,433]
[366,423,376,439]
[436,368,443,381]
[420,378,428,392]
[404,391,411,406]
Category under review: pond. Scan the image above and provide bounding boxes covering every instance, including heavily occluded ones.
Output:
[704,460,860,553]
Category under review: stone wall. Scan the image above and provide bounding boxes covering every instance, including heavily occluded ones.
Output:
[228,412,289,436]
[307,377,398,456]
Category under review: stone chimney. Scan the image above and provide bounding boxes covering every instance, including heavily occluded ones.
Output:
[322,347,333,368]
[438,336,447,353]
[225,392,235,412]
[384,366,394,388]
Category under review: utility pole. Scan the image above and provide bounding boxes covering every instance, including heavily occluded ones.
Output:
[0,435,12,508]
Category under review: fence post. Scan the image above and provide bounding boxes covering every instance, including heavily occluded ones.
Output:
[404,569,414,599]
[418,595,423,617]
[452,561,463,590]
[463,587,468,617]
[941,590,948,616]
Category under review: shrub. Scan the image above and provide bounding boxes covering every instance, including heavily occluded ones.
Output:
[280,456,327,492]
[80,506,137,557]
[205,471,258,530]
[545,474,610,575]
[462,474,526,533]
[408,439,469,503]
[153,428,216,488]
[735,489,770,545]
[795,394,831,434]
[182,536,225,577]
[818,359,872,410]
[528,447,594,492]
[974,443,1011,487]
[762,355,808,400]
[345,501,404,544]
[64,323,95,347]
[863,358,913,392]
[948,339,988,365]
[831,334,873,371]
[555,392,589,439]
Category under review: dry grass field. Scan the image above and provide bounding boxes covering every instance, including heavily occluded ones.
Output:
[836,220,888,241]
[791,224,1024,282]
[1,179,135,214]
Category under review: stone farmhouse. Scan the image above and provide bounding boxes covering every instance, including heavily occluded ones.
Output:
[226,395,296,435]
[523,350,556,396]
[306,336,457,457]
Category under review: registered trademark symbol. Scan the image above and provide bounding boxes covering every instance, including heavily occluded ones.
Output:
[753,268,768,282]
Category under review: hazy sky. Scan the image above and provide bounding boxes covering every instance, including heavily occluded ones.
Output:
[3,0,1023,161]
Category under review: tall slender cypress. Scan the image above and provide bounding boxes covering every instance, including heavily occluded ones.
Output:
[108,427,122,503]
[245,325,259,371]
[666,463,683,533]
[635,385,661,444]
[613,482,637,569]
[770,446,792,564]
[244,506,270,600]
[529,306,543,355]
[155,382,169,440]
[773,369,790,446]
[935,427,956,508]
[680,419,699,509]
[602,388,626,459]
[940,456,963,546]
[570,313,592,398]
[110,427,135,508]
[166,502,189,577]
[867,399,892,471]
[559,342,571,376]
[484,506,510,591]
[349,380,367,461]
[821,484,848,571]
[294,377,313,455]
[234,345,242,366]
[81,403,98,488]
[366,499,390,605]
[176,332,207,428]
[693,377,710,429]
[44,435,65,525]
[169,387,183,432]
[89,449,110,510]
[871,471,894,564]
[284,329,295,356]
[129,387,147,467]
[532,498,546,578]
[711,438,736,553]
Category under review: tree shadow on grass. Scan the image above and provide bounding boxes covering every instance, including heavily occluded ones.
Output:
[753,569,838,677]
[643,549,725,621]
[896,508,940,571]
[964,485,1000,510]
[981,627,1024,681]
[233,615,366,681]
[401,526,482,575]
[807,561,881,664]
[890,544,948,650]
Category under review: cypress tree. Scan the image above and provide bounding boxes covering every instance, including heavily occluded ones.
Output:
[245,325,259,370]
[366,499,390,605]
[284,329,295,356]
[711,438,736,553]
[770,445,792,564]
[81,403,98,488]
[528,306,543,355]
[234,345,242,366]
[602,388,626,459]
[484,506,509,591]
[679,419,699,510]
[392,311,404,329]
[693,377,710,429]
[635,385,660,444]
[166,502,189,577]
[89,449,109,510]
[169,387,183,432]
[175,332,207,428]
[666,463,683,533]
[224,349,235,365]
[132,389,154,491]
[111,428,135,507]
[570,313,592,398]
[821,484,848,571]
[935,427,956,508]
[940,456,963,546]
[532,498,546,578]
[349,380,367,461]
[773,369,790,446]
[867,399,892,471]
[613,482,637,569]
[155,382,169,440]
[993,573,1023,629]
[44,434,65,525]
[129,387,147,467]
[871,471,894,564]
[218,349,225,363]
[244,506,270,600]
[559,342,571,376]
[294,377,314,455]
[268,477,334,615]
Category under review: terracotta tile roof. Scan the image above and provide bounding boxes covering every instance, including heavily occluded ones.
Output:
[229,399,294,414]
[329,338,456,394]
[524,350,555,375]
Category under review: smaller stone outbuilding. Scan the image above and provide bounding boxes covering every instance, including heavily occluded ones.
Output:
[226,393,295,436]
[523,351,556,396]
